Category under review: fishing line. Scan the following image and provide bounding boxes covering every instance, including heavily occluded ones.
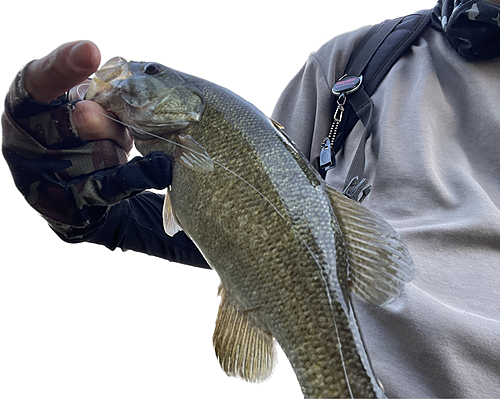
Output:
[97,110,355,395]
[96,111,287,221]
[96,113,333,274]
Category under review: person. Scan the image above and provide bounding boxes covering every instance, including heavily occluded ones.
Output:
[2,1,499,397]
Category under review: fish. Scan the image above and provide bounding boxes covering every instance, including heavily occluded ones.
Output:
[86,56,414,398]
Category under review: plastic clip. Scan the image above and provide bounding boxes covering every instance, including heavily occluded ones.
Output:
[342,176,372,203]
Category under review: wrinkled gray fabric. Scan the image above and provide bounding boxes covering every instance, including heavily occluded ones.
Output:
[272,25,500,398]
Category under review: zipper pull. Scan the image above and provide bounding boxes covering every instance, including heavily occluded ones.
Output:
[319,75,363,173]
[319,93,346,170]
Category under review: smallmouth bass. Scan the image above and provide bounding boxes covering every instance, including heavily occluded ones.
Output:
[86,56,414,398]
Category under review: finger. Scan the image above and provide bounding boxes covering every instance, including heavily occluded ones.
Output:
[72,100,134,153]
[25,41,101,103]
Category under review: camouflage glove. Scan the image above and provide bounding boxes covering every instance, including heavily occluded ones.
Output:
[2,62,172,238]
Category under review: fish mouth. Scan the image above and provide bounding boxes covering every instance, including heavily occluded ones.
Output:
[85,57,132,102]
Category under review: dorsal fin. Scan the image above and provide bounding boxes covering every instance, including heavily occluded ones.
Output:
[213,285,276,383]
[325,185,414,305]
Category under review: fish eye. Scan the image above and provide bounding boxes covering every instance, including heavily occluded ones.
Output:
[144,63,162,75]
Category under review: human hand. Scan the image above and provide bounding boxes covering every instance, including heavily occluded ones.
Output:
[24,40,133,152]
[2,40,172,236]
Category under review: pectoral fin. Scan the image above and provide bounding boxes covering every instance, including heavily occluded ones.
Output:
[325,186,414,305]
[162,186,183,237]
[213,285,276,383]
[175,134,214,172]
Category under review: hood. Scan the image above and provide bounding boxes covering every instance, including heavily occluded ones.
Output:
[432,0,500,59]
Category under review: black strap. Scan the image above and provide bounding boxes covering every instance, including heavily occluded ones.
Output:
[347,17,403,77]
[366,9,433,94]
[331,9,433,157]
[348,9,433,96]
[331,9,432,198]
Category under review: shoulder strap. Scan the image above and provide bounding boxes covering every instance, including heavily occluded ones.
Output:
[320,9,432,199]
[347,9,433,96]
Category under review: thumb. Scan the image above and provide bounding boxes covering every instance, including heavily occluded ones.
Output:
[25,41,101,103]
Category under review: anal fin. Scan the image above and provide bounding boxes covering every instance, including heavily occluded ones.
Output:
[213,285,276,383]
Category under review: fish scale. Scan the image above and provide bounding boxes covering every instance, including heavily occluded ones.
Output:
[86,57,414,398]
[168,85,381,398]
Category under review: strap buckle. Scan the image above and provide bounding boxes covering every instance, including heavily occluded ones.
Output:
[342,176,372,203]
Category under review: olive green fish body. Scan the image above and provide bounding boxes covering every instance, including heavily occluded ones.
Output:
[168,84,381,398]
[87,58,414,398]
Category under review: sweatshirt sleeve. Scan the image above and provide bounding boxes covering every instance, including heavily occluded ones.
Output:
[271,26,372,166]
[55,191,210,269]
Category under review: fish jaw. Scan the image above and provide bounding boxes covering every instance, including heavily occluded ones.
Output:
[85,56,132,111]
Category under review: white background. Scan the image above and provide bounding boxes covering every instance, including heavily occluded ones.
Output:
[1,1,436,398]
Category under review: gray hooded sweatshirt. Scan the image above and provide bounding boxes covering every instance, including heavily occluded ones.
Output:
[271,10,500,399]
